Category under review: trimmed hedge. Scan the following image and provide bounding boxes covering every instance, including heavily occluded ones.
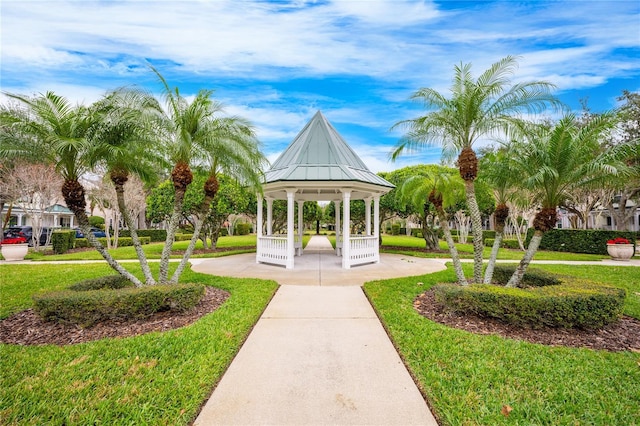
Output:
[484,238,520,249]
[235,223,252,235]
[33,282,205,327]
[51,230,76,254]
[491,265,560,288]
[433,278,625,329]
[119,229,167,242]
[525,228,637,255]
[68,275,136,291]
[74,236,151,248]
[175,233,194,241]
[391,224,401,235]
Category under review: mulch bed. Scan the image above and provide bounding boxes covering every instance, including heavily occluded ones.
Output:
[0,286,230,346]
[414,288,640,352]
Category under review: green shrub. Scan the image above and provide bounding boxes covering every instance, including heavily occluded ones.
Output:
[51,230,75,254]
[525,229,637,254]
[68,275,136,291]
[391,224,401,235]
[88,216,105,229]
[235,223,251,235]
[119,229,167,242]
[491,265,561,287]
[175,233,193,241]
[220,228,229,237]
[484,238,520,249]
[33,283,205,327]
[433,279,625,329]
[482,230,496,240]
[74,236,151,248]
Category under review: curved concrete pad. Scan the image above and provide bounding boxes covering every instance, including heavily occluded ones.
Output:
[190,251,446,286]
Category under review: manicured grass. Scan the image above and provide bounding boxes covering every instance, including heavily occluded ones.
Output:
[381,235,608,261]
[0,263,278,425]
[28,235,258,261]
[364,264,640,426]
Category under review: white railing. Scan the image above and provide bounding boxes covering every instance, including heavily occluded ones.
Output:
[348,235,378,266]
[257,236,288,266]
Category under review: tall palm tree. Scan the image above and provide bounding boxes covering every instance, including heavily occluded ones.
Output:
[0,91,142,284]
[392,56,560,283]
[149,67,267,284]
[87,88,165,285]
[400,167,468,285]
[506,113,626,287]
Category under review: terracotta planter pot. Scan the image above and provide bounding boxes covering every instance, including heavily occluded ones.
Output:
[1,243,29,261]
[606,243,634,261]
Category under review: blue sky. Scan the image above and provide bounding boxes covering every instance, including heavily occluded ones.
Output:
[1,0,639,172]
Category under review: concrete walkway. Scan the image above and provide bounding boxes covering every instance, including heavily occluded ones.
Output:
[194,236,440,425]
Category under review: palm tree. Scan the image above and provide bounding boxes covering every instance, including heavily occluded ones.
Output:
[392,56,559,283]
[87,88,165,285]
[400,166,468,285]
[0,91,142,284]
[478,148,519,283]
[149,67,267,284]
[169,114,266,284]
[505,113,626,287]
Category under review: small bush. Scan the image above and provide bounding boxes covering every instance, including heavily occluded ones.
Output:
[220,228,229,237]
[51,230,75,254]
[88,216,105,229]
[235,223,251,235]
[175,233,193,241]
[484,238,520,249]
[33,283,205,327]
[391,224,401,235]
[491,265,560,287]
[433,278,625,329]
[119,229,167,242]
[482,230,496,240]
[68,275,136,291]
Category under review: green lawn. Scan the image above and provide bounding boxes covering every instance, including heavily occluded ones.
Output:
[0,263,278,425]
[364,264,640,425]
[26,235,257,261]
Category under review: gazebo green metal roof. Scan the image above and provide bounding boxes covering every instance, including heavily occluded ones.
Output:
[264,111,394,189]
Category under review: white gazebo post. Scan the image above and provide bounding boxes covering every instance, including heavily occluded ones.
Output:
[342,189,351,269]
[374,196,380,263]
[256,195,263,263]
[266,198,273,236]
[286,189,296,269]
[335,200,341,256]
[297,200,304,255]
[365,197,372,236]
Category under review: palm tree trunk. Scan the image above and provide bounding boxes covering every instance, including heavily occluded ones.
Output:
[114,182,155,285]
[158,190,185,283]
[483,231,503,283]
[436,207,468,286]
[506,230,543,288]
[464,180,484,283]
[170,216,205,284]
[63,178,144,287]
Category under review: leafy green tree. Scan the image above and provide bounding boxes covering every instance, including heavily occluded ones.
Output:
[506,113,628,287]
[392,56,559,283]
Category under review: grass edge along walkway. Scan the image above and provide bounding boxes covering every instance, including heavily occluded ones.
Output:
[0,264,278,425]
[363,264,640,426]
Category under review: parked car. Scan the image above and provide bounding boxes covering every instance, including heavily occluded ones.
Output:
[74,227,107,238]
[3,226,52,247]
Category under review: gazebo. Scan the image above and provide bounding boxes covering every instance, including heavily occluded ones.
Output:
[256,111,394,269]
